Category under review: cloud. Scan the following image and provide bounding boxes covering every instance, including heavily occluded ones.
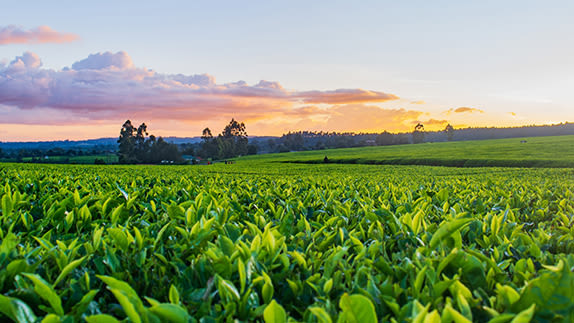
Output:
[0,25,79,45]
[71,52,134,70]
[410,100,426,105]
[411,118,449,126]
[509,112,517,116]
[0,51,413,136]
[319,104,422,132]
[285,106,331,116]
[448,107,484,114]
[296,89,399,104]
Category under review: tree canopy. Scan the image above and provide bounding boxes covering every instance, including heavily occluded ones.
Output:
[199,118,254,159]
[117,120,183,164]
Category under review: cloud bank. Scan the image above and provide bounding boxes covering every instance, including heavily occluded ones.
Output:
[0,25,79,45]
[0,51,428,136]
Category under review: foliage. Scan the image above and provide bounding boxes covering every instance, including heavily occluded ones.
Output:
[413,123,425,144]
[444,124,455,141]
[117,120,183,164]
[199,119,249,160]
[0,160,573,321]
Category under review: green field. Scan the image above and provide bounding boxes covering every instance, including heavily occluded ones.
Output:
[1,138,574,322]
[241,135,574,168]
[1,154,119,165]
[18,154,119,164]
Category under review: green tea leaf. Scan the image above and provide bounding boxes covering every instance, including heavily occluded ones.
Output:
[429,218,473,250]
[149,303,191,323]
[264,300,287,323]
[169,285,180,305]
[309,306,332,323]
[338,293,377,323]
[85,314,121,323]
[22,273,64,316]
[53,256,87,286]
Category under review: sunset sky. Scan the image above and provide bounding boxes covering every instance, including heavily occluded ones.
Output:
[1,1,573,141]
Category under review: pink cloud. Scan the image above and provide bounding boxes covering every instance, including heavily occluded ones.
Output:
[0,51,412,136]
[0,25,79,45]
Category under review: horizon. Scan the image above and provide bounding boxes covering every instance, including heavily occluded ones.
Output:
[1,122,572,144]
[2,1,573,141]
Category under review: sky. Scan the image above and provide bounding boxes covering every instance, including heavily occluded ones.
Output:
[1,0,573,141]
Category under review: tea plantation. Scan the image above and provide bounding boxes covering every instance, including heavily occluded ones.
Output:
[1,160,573,322]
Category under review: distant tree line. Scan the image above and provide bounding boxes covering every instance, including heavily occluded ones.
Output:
[247,122,574,153]
[0,146,113,162]
[2,121,573,163]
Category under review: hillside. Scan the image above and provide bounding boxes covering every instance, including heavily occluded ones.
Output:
[239,135,574,168]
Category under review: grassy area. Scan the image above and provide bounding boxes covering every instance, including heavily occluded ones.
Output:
[15,154,119,164]
[238,135,574,168]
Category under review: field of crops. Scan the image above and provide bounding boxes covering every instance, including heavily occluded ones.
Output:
[243,135,574,168]
[1,161,574,322]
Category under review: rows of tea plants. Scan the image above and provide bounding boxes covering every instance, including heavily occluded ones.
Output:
[1,163,573,322]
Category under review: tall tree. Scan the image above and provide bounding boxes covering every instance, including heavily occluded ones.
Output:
[412,123,425,144]
[135,123,149,162]
[200,127,218,158]
[444,124,454,141]
[219,119,249,158]
[118,120,137,163]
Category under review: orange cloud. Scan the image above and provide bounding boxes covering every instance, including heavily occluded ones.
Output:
[410,100,426,105]
[509,112,517,116]
[452,107,484,114]
[411,119,449,126]
[0,25,79,45]
[316,104,422,132]
[297,89,399,104]
[285,106,331,116]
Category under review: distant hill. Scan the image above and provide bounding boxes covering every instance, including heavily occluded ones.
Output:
[241,134,574,168]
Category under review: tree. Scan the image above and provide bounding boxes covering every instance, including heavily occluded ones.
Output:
[199,127,218,158]
[444,124,454,141]
[118,120,137,163]
[412,123,425,144]
[221,119,247,139]
[197,119,250,159]
[247,144,258,155]
[219,119,249,158]
[135,123,150,162]
[375,131,393,146]
[201,128,213,140]
[117,120,182,164]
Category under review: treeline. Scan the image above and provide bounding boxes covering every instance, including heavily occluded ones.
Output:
[250,131,410,153]
[249,122,574,153]
[0,147,110,160]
